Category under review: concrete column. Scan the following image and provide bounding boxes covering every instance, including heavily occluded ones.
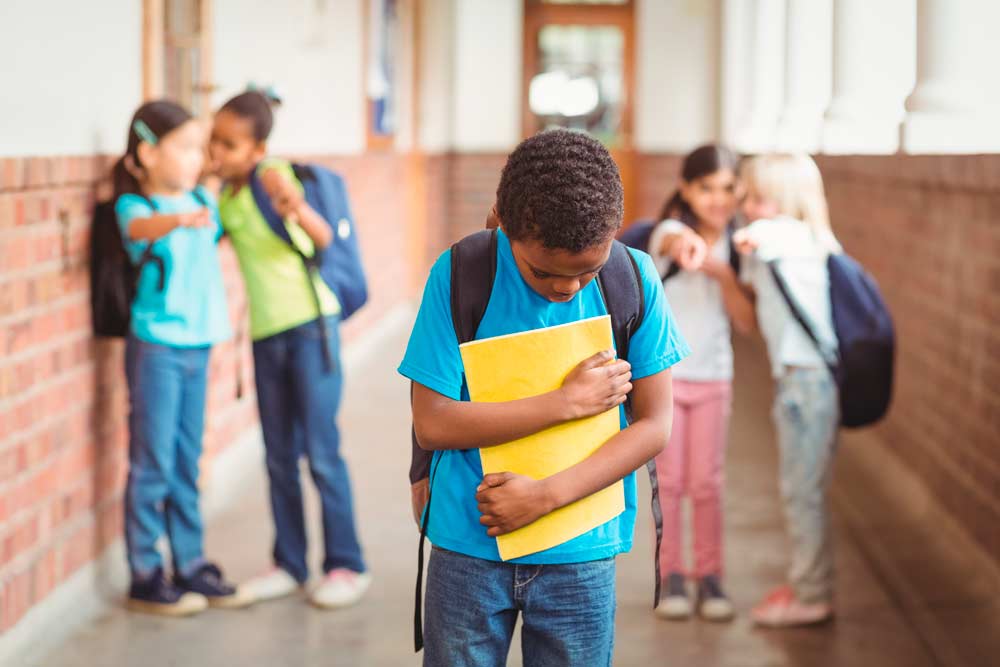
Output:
[733,0,786,154]
[821,0,915,154]
[903,0,1000,153]
[775,0,832,152]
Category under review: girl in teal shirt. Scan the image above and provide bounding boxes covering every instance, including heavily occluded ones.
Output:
[112,100,250,616]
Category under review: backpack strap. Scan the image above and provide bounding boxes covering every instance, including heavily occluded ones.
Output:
[414,228,499,653]
[767,261,838,375]
[595,241,664,610]
[248,165,335,372]
[133,195,166,292]
[450,229,499,344]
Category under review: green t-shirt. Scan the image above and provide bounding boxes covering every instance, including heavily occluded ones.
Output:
[219,160,340,341]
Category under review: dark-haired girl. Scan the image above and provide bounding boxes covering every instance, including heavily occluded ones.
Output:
[114,100,250,615]
[209,90,369,608]
[648,144,756,622]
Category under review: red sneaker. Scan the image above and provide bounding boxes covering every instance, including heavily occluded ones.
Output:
[751,585,833,627]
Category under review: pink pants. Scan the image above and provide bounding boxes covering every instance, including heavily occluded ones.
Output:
[655,379,732,579]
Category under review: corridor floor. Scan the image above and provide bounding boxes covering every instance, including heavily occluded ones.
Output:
[24,321,978,666]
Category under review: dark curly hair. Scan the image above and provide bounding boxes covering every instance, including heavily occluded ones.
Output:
[496,129,623,252]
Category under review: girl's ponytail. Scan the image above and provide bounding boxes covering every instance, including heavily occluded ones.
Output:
[111,100,193,201]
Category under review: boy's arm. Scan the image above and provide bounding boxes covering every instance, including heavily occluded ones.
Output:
[412,350,632,451]
[475,367,672,536]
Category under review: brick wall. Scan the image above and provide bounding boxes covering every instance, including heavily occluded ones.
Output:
[0,151,419,632]
[817,155,1000,562]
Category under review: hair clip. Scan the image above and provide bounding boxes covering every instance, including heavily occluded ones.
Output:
[247,81,282,105]
[133,119,158,145]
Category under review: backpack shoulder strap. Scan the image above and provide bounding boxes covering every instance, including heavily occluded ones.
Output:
[450,229,499,344]
[596,240,667,611]
[596,240,644,362]
[248,166,294,245]
[727,224,741,276]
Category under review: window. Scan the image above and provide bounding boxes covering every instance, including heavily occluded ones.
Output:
[366,0,400,149]
[143,0,213,117]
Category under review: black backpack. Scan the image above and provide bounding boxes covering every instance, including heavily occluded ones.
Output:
[769,253,895,428]
[89,190,211,338]
[89,196,165,337]
[410,229,666,651]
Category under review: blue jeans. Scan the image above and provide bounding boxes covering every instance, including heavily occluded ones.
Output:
[424,547,616,667]
[773,367,840,603]
[124,337,210,579]
[252,316,366,582]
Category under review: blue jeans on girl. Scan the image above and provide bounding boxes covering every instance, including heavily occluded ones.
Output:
[252,316,366,582]
[773,367,840,603]
[124,337,210,579]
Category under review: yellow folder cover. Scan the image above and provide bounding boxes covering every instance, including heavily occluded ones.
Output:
[459,315,625,560]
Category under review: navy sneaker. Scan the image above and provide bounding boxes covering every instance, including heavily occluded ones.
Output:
[697,574,735,621]
[655,572,692,620]
[127,568,207,617]
[174,562,255,609]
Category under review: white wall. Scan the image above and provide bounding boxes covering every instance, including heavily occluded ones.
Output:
[635,0,721,153]
[419,0,456,152]
[212,0,365,155]
[451,0,522,152]
[0,0,141,157]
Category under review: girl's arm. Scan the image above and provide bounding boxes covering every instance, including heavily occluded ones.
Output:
[700,258,758,335]
[260,168,333,249]
[475,368,673,536]
[125,209,213,241]
[411,350,632,451]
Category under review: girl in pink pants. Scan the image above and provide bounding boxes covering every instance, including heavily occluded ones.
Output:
[646,145,756,622]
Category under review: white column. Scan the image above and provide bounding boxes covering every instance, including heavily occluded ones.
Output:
[902,0,1000,153]
[733,0,786,154]
[720,0,754,147]
[775,0,832,152]
[821,0,916,154]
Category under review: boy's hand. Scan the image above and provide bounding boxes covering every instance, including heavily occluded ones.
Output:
[260,168,304,220]
[476,472,555,536]
[177,208,213,229]
[732,229,758,255]
[559,350,632,420]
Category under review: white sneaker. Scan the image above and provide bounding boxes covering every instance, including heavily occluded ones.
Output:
[241,567,301,602]
[309,569,371,609]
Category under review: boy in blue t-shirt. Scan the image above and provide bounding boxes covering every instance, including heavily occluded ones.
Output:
[399,130,689,666]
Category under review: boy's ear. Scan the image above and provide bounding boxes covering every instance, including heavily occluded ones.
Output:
[486,204,501,231]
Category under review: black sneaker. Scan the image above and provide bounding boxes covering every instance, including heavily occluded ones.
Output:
[127,568,207,617]
[655,572,692,620]
[174,562,255,609]
[697,574,735,621]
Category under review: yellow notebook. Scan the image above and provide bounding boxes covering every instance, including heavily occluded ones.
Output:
[459,314,625,561]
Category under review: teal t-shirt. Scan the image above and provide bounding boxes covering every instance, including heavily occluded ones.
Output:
[115,187,231,347]
[398,229,690,564]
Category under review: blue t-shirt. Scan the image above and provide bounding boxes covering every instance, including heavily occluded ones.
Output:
[398,229,689,564]
[115,187,231,347]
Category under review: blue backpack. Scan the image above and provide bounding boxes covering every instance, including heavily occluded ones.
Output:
[769,254,895,428]
[250,163,369,320]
